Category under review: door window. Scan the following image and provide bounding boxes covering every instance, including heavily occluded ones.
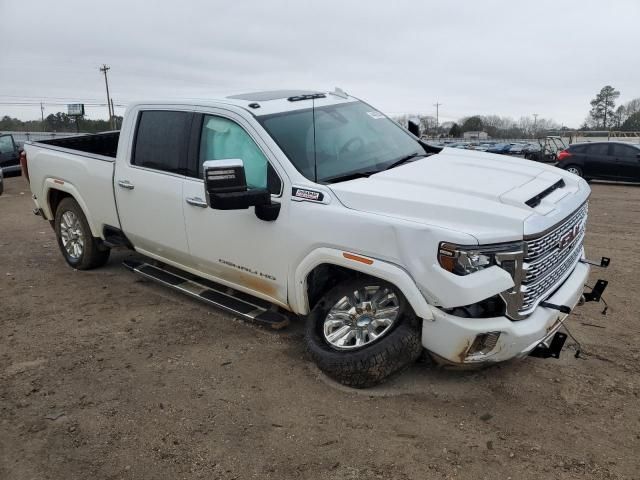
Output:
[610,143,637,157]
[198,115,280,193]
[585,144,609,156]
[132,111,192,174]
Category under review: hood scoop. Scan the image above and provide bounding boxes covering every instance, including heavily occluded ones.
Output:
[526,179,566,208]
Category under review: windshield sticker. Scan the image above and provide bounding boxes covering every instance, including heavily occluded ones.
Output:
[366,111,385,120]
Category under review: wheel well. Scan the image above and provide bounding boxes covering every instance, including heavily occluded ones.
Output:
[305,263,362,311]
[47,188,72,217]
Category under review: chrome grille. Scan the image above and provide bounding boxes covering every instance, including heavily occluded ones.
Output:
[518,202,588,314]
[525,203,588,261]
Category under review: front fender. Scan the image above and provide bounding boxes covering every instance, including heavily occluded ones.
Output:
[291,247,434,320]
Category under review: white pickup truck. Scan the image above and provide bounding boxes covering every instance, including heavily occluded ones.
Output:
[22,89,608,387]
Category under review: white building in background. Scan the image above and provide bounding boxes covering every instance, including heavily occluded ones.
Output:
[463,131,488,140]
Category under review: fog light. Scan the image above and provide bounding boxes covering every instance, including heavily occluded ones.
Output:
[466,332,501,359]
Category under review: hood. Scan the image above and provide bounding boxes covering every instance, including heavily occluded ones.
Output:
[328,147,590,243]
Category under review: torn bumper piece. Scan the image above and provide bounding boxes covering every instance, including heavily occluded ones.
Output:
[421,261,591,365]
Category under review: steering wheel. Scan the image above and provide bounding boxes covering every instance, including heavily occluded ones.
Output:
[339,137,365,156]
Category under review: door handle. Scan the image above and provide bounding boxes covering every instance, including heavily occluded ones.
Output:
[117,180,135,190]
[186,197,208,208]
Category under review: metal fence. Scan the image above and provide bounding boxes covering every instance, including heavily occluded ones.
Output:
[0,131,87,146]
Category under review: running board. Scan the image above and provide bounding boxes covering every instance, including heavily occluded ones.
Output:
[123,260,289,330]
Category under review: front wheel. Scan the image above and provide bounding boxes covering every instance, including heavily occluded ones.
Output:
[54,197,110,270]
[305,277,423,388]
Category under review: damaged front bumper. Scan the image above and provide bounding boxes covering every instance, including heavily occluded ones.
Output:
[421,261,593,365]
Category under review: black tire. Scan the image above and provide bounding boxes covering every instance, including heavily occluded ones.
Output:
[305,277,423,388]
[564,165,583,177]
[54,197,110,270]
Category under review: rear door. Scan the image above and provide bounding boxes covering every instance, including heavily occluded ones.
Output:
[583,143,613,179]
[609,143,640,181]
[114,109,194,266]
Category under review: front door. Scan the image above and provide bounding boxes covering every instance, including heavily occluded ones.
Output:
[114,109,193,266]
[584,143,614,179]
[182,111,289,306]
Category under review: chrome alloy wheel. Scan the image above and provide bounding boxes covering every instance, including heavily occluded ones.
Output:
[566,166,581,176]
[59,210,84,259]
[323,285,400,350]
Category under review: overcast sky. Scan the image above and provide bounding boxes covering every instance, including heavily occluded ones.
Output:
[1,0,638,127]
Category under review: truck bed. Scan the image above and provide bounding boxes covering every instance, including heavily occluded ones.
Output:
[39,131,120,158]
[25,132,121,239]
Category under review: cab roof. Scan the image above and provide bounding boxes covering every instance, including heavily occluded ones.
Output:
[127,89,358,117]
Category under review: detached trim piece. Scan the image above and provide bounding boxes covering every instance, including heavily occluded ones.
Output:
[123,260,289,330]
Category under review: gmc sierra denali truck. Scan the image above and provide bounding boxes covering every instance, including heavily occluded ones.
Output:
[22,89,608,387]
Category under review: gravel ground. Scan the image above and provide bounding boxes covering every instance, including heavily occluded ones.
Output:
[1,175,639,480]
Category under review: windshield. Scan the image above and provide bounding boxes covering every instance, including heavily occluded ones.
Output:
[258,100,425,183]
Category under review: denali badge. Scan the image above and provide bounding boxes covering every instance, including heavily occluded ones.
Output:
[292,187,324,202]
[558,224,581,250]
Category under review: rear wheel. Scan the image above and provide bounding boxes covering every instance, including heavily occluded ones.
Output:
[305,277,423,388]
[565,165,583,177]
[54,197,110,270]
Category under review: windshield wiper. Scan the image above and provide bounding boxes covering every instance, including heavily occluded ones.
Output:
[323,170,379,184]
[384,152,424,171]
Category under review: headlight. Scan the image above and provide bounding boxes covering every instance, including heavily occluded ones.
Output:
[438,241,524,276]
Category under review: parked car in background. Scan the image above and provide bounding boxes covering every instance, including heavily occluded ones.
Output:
[556,142,640,182]
[0,134,21,176]
[508,143,526,155]
[487,143,511,154]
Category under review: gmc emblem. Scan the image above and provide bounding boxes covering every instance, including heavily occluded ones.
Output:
[558,224,581,250]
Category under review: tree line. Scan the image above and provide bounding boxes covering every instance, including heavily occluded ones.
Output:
[0,113,123,133]
[394,113,562,139]
[395,85,639,139]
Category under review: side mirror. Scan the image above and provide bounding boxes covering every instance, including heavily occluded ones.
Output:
[203,159,280,221]
[204,159,269,209]
[407,119,421,138]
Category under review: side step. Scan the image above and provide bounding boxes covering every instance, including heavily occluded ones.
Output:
[123,260,289,330]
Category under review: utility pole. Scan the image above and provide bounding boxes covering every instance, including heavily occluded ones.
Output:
[532,113,539,138]
[433,102,442,135]
[40,102,45,131]
[111,98,116,129]
[99,64,113,129]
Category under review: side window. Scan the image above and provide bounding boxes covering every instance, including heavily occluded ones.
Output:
[132,110,192,174]
[199,115,281,193]
[610,144,635,157]
[0,135,15,154]
[586,144,609,156]
[570,145,586,154]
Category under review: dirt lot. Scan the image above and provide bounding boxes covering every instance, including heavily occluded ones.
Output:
[1,175,639,480]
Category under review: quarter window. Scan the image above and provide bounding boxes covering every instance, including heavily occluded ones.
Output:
[199,115,280,193]
[132,110,192,174]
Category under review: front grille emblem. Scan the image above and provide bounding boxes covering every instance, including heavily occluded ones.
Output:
[557,224,581,250]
